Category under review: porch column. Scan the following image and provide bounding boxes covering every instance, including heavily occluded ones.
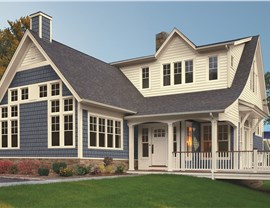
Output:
[167,122,174,171]
[128,124,135,171]
[211,119,218,174]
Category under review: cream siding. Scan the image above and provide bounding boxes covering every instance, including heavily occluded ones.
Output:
[20,43,46,67]
[229,44,245,87]
[121,35,228,97]
[219,100,239,126]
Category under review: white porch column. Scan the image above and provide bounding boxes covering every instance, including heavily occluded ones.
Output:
[211,119,218,175]
[167,122,174,171]
[128,124,135,171]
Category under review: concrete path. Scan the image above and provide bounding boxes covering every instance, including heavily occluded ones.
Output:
[0,174,138,187]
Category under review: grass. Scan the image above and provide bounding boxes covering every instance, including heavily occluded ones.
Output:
[0,174,269,208]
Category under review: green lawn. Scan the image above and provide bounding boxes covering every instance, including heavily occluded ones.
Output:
[0,175,269,208]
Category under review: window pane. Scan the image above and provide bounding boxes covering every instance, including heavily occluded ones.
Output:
[21,88,29,100]
[11,90,18,101]
[174,62,182,85]
[64,131,73,146]
[108,134,113,148]
[142,143,149,157]
[11,106,18,117]
[115,135,121,148]
[209,56,218,80]
[52,116,60,146]
[39,85,47,98]
[64,99,73,111]
[51,100,60,113]
[163,64,171,86]
[142,79,149,89]
[51,83,60,96]
[11,135,18,147]
[52,132,60,146]
[99,133,105,147]
[219,141,228,151]
[2,107,8,118]
[2,135,7,148]
[90,132,97,146]
[185,60,193,83]
[142,67,149,89]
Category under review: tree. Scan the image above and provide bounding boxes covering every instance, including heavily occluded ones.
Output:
[265,72,270,124]
[0,16,30,78]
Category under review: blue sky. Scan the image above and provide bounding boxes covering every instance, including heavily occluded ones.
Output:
[1,2,270,129]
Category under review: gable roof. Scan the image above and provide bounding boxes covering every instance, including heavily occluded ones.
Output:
[27,31,259,117]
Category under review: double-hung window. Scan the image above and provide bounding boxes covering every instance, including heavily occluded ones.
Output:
[163,64,171,86]
[51,83,60,96]
[89,114,122,149]
[209,56,218,80]
[142,128,149,157]
[174,62,182,85]
[11,90,18,102]
[39,85,47,98]
[218,125,229,152]
[142,67,149,89]
[21,88,29,100]
[185,60,193,83]
[202,125,211,152]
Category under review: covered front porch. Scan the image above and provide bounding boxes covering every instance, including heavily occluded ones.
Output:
[127,110,270,179]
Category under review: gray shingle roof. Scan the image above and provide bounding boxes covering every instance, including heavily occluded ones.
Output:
[30,30,258,116]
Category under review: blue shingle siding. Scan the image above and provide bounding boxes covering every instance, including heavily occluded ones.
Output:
[82,110,129,159]
[0,92,8,105]
[253,133,263,151]
[31,16,39,34]
[0,101,77,157]
[10,65,59,88]
[62,83,72,96]
[42,16,50,42]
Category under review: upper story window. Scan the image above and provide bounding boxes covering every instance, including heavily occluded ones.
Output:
[209,56,218,80]
[142,67,149,89]
[51,83,60,96]
[11,106,18,117]
[185,60,193,83]
[163,64,171,86]
[39,85,47,98]
[11,90,18,102]
[1,107,8,118]
[21,88,29,100]
[64,98,73,111]
[174,62,182,85]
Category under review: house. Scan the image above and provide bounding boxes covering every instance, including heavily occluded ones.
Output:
[0,11,269,179]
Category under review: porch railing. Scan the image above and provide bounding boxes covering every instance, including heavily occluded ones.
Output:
[173,150,270,172]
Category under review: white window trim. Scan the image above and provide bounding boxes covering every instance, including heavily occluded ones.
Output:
[87,112,124,150]
[0,104,20,149]
[208,55,219,81]
[140,66,151,90]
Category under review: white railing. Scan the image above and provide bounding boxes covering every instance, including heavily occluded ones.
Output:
[173,150,270,172]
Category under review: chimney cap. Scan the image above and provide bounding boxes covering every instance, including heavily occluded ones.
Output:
[29,11,52,20]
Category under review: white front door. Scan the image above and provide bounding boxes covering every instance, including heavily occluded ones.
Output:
[151,128,167,166]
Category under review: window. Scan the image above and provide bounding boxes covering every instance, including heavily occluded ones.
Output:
[89,116,97,147]
[142,67,149,89]
[173,126,177,153]
[209,56,218,80]
[21,88,28,100]
[163,64,171,86]
[11,120,18,148]
[231,55,234,68]
[51,116,60,146]
[51,100,60,113]
[174,62,182,85]
[202,125,211,152]
[185,60,193,83]
[142,128,149,157]
[186,122,192,153]
[99,118,105,147]
[218,125,229,151]
[107,119,113,148]
[89,115,122,149]
[154,129,165,137]
[64,99,73,111]
[1,107,8,118]
[64,115,73,146]
[115,121,121,148]
[11,90,18,102]
[1,121,8,148]
[39,85,47,98]
[11,106,18,117]
[51,83,60,96]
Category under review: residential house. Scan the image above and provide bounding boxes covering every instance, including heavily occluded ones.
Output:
[0,12,269,179]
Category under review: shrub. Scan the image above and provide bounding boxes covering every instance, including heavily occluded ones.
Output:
[75,165,91,176]
[105,165,114,174]
[0,160,13,174]
[9,164,18,174]
[52,162,67,174]
[59,167,73,177]
[38,168,49,176]
[91,165,105,175]
[17,160,40,175]
[103,157,113,167]
[115,164,125,174]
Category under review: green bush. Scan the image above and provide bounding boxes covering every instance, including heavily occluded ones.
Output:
[59,167,73,177]
[75,165,91,176]
[9,164,18,174]
[115,164,125,174]
[38,168,49,176]
[103,157,113,167]
[52,162,67,174]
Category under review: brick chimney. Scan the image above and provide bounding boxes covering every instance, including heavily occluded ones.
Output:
[29,11,52,43]
[156,32,169,51]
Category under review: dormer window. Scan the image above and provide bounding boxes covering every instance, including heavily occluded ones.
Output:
[185,60,193,83]
[174,62,182,85]
[163,64,171,86]
[142,67,149,89]
[209,56,218,80]
[11,90,18,102]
